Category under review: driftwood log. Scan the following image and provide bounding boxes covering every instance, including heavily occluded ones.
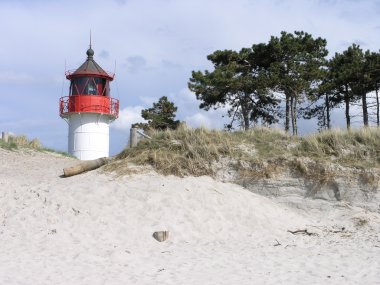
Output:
[63,157,110,177]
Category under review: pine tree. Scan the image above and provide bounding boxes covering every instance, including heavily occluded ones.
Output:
[189,48,279,131]
[265,31,328,135]
[329,45,370,129]
[364,51,380,126]
[134,96,180,130]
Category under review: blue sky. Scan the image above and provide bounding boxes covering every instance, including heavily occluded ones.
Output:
[1,0,380,155]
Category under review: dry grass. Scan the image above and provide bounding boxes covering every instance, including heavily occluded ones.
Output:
[295,128,380,167]
[1,135,73,157]
[359,171,379,189]
[237,158,286,180]
[114,126,235,176]
[107,125,297,177]
[107,126,380,178]
[0,135,42,150]
[291,159,336,185]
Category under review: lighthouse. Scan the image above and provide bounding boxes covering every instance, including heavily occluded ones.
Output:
[59,45,119,160]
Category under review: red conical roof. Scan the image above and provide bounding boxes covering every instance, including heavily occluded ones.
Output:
[66,47,114,80]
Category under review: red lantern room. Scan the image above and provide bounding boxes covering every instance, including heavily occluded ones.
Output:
[59,46,119,119]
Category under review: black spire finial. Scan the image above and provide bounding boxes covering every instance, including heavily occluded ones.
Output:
[86,30,94,58]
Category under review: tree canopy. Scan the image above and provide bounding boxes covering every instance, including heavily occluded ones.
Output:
[189,48,279,130]
[265,31,328,135]
[188,31,380,133]
[134,96,180,131]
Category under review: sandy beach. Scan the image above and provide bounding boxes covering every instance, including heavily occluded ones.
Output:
[0,148,379,284]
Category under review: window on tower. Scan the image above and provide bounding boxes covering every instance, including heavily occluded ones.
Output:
[71,77,87,95]
[86,78,97,95]
[70,77,108,96]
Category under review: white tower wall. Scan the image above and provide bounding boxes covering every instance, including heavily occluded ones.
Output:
[68,113,111,160]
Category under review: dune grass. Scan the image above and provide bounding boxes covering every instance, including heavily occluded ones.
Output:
[295,128,380,167]
[115,126,235,176]
[109,125,380,177]
[0,135,73,157]
[0,135,42,150]
[114,125,298,177]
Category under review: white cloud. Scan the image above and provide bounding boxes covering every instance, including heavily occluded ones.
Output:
[184,113,213,129]
[183,109,230,129]
[111,106,146,131]
[169,88,230,129]
[0,71,36,84]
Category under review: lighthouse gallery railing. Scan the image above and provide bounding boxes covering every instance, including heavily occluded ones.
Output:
[59,95,119,118]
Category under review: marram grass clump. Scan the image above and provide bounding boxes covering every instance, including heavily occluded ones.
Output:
[116,126,234,176]
[295,128,380,167]
[111,125,295,177]
[0,134,73,157]
[109,126,380,178]
[0,135,42,150]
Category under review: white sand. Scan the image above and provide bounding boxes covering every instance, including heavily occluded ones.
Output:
[0,148,379,284]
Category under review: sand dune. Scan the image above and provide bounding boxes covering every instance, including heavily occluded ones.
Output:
[0,148,379,284]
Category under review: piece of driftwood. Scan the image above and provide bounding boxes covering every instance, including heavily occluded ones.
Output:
[287,229,318,236]
[153,231,169,242]
[306,225,347,234]
[63,157,109,177]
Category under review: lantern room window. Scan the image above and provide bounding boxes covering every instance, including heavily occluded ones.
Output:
[70,76,108,96]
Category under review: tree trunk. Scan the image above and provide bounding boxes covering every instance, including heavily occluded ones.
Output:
[321,108,326,130]
[326,93,331,129]
[376,85,379,127]
[241,102,250,131]
[362,92,369,127]
[290,96,297,136]
[344,84,351,130]
[239,93,250,131]
[243,114,249,131]
[293,98,298,136]
[285,94,290,133]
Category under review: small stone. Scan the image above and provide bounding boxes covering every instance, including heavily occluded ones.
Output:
[153,231,169,242]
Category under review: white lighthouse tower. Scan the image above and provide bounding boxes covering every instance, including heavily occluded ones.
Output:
[59,45,119,160]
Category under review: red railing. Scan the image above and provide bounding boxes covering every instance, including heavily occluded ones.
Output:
[59,95,119,118]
